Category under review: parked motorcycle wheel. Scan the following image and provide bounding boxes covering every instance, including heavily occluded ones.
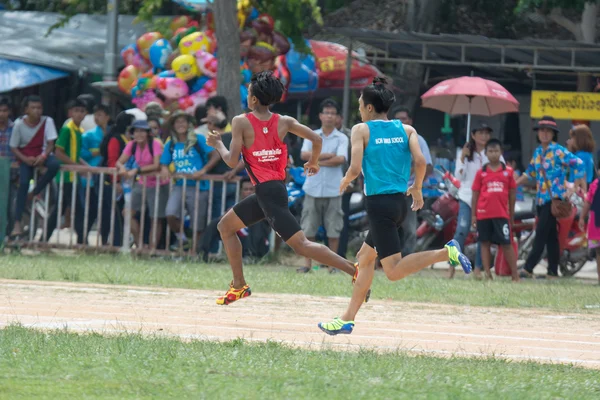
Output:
[415,231,438,253]
[559,257,588,277]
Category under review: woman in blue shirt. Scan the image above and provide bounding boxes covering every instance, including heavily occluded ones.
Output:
[567,125,595,188]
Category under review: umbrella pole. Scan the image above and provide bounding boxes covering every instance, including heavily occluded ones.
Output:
[466,112,472,143]
[465,96,472,143]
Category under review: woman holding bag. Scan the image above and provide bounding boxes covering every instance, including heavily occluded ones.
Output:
[516,116,585,278]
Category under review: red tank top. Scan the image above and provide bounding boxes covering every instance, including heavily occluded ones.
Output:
[242,113,288,185]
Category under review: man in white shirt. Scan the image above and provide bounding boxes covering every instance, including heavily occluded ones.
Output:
[298,99,349,273]
[393,107,433,255]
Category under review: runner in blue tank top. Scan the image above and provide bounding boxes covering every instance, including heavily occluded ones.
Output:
[319,77,472,336]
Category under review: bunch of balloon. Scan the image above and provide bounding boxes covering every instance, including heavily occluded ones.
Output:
[117,2,292,114]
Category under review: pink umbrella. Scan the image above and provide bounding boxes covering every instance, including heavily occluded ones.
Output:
[421,76,519,140]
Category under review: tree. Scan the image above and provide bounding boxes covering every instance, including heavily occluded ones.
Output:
[516,0,598,90]
[214,0,242,118]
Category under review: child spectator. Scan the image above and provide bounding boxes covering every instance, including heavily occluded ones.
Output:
[160,111,219,251]
[579,161,600,285]
[116,120,169,249]
[46,99,88,243]
[471,139,519,281]
[9,95,60,238]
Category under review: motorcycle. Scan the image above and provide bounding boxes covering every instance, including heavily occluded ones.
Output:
[415,168,536,263]
[518,193,592,277]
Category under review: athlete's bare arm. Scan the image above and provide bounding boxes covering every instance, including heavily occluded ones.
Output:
[405,124,426,210]
[405,125,426,187]
[207,115,245,169]
[280,116,323,175]
[340,123,367,194]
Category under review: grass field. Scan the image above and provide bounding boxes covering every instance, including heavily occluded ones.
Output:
[1,254,599,312]
[1,325,599,399]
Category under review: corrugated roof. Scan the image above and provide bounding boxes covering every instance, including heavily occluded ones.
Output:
[0,11,148,74]
[324,28,600,72]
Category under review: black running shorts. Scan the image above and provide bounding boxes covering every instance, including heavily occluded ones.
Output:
[476,218,511,245]
[364,192,408,260]
[233,180,301,242]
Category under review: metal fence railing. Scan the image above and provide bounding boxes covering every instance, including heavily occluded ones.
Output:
[4,164,241,257]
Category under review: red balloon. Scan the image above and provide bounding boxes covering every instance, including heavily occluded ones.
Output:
[203,79,217,93]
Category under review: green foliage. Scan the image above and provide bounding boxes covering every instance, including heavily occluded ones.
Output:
[254,0,323,51]
[515,0,593,14]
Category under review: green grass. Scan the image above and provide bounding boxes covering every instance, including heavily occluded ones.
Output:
[1,325,599,399]
[1,254,599,313]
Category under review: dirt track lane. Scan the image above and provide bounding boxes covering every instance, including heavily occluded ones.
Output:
[1,279,600,369]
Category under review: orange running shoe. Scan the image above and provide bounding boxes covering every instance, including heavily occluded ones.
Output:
[352,262,371,303]
[216,282,251,305]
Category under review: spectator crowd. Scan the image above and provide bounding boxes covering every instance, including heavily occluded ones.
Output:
[1,93,598,283]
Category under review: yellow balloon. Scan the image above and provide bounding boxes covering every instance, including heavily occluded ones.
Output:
[172,54,198,81]
[178,32,211,55]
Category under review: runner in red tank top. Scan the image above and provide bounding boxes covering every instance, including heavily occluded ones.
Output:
[207,71,357,305]
[242,112,287,184]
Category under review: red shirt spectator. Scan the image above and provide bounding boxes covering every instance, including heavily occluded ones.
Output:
[472,163,516,220]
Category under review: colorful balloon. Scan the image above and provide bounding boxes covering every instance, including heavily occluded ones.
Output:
[157,70,176,78]
[137,75,157,91]
[178,89,209,114]
[179,32,211,55]
[137,32,163,59]
[149,39,173,70]
[118,65,139,94]
[240,67,251,85]
[190,76,210,94]
[132,53,152,72]
[170,16,192,33]
[157,77,189,99]
[121,44,137,66]
[272,31,291,56]
[240,84,249,109]
[172,54,198,81]
[133,90,162,111]
[195,50,217,78]
[203,79,217,94]
[204,29,217,53]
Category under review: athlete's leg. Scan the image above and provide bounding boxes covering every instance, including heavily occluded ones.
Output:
[217,209,250,289]
[257,182,356,277]
[339,243,377,322]
[286,231,355,276]
[380,248,451,281]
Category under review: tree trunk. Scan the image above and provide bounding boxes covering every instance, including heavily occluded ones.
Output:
[214,0,242,120]
[399,0,443,110]
[577,3,597,91]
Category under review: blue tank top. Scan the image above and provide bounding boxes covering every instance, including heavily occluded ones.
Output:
[362,120,411,196]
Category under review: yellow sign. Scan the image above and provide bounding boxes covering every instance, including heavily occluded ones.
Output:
[531,90,600,120]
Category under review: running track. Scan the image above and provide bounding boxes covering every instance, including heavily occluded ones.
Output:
[1,280,599,369]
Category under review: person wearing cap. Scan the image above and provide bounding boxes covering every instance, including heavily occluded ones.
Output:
[449,123,502,279]
[116,120,169,250]
[160,111,221,251]
[516,116,585,278]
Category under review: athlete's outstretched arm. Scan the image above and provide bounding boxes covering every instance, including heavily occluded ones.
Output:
[207,115,244,168]
[406,125,426,188]
[340,124,366,193]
